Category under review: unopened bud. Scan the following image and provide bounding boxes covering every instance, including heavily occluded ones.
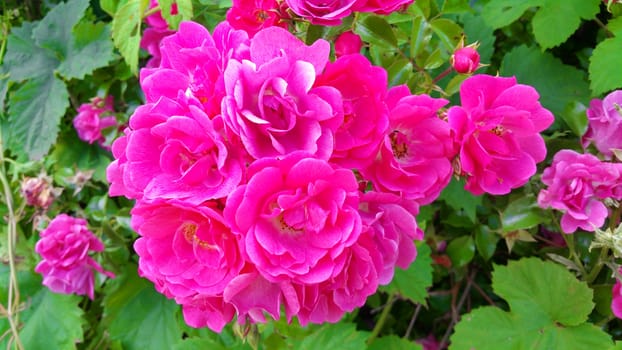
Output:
[591,223,622,258]
[450,45,480,74]
[334,31,363,58]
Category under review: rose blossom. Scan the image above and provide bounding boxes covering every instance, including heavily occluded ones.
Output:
[34,214,114,299]
[582,90,622,158]
[451,46,480,74]
[362,85,456,204]
[285,0,359,25]
[132,200,244,300]
[106,95,244,204]
[448,74,554,195]
[226,0,289,37]
[222,26,343,160]
[73,96,117,145]
[178,294,236,332]
[612,268,622,319]
[353,0,414,14]
[334,31,363,58]
[223,152,362,285]
[315,53,389,168]
[538,150,622,233]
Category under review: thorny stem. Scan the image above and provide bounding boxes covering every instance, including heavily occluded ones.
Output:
[367,292,397,345]
[0,133,23,349]
[432,67,453,84]
[438,269,476,349]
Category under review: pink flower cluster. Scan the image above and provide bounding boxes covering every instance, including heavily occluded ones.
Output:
[73,96,117,147]
[107,20,553,331]
[582,90,622,158]
[538,150,622,233]
[140,0,176,68]
[35,214,114,299]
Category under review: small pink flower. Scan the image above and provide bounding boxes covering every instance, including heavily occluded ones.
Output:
[132,200,245,300]
[316,53,389,168]
[285,0,359,25]
[34,214,114,299]
[448,74,554,195]
[226,0,289,37]
[582,90,622,158]
[538,150,622,233]
[178,294,236,332]
[222,27,342,160]
[612,269,622,319]
[224,152,362,285]
[451,46,480,74]
[73,96,117,146]
[334,31,363,57]
[362,86,456,204]
[353,0,414,15]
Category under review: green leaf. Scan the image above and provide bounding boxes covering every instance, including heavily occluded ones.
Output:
[32,0,90,59]
[500,195,546,233]
[0,71,8,112]
[439,178,482,222]
[482,0,538,29]
[6,75,69,160]
[100,0,125,16]
[493,258,593,325]
[501,45,590,117]
[112,0,149,74]
[158,0,194,29]
[429,18,464,51]
[446,236,475,267]
[380,242,433,304]
[58,21,115,79]
[368,335,422,350]
[49,131,113,183]
[560,101,588,136]
[531,0,600,49]
[354,14,398,48]
[173,338,228,350]
[461,12,495,69]
[297,323,368,350]
[441,0,471,14]
[589,35,622,95]
[103,264,182,350]
[4,22,59,81]
[450,258,613,350]
[387,59,414,87]
[474,225,499,261]
[20,290,85,350]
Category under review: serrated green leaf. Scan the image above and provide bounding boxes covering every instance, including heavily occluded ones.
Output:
[297,323,368,350]
[173,338,229,350]
[589,36,622,95]
[4,22,59,81]
[450,258,613,350]
[103,264,182,350]
[482,0,538,29]
[112,0,149,74]
[354,14,398,48]
[501,45,590,117]
[380,242,433,304]
[32,0,90,59]
[100,0,127,16]
[531,0,600,49]
[158,0,193,29]
[20,290,85,350]
[493,258,593,325]
[500,195,546,233]
[439,178,482,222]
[368,335,423,350]
[608,17,622,36]
[58,21,115,79]
[7,75,69,160]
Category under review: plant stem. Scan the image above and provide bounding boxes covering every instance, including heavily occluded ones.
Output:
[438,269,476,349]
[367,292,397,345]
[432,67,453,84]
[560,233,588,278]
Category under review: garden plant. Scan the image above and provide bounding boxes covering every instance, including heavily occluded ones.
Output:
[1,0,622,349]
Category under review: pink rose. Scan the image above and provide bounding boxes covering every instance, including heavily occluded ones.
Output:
[178,294,236,332]
[222,27,343,160]
[582,90,622,158]
[362,86,456,204]
[448,74,554,195]
[315,53,389,168]
[106,96,244,204]
[226,0,289,37]
[612,269,622,319]
[451,46,480,74]
[538,150,622,233]
[353,0,414,14]
[285,0,359,25]
[334,31,363,57]
[132,200,244,300]
[34,214,114,299]
[73,96,117,146]
[224,152,362,285]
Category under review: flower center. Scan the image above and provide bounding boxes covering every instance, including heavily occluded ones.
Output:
[390,130,408,159]
[182,222,215,249]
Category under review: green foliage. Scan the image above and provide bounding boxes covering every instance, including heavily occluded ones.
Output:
[500,195,546,233]
[112,0,149,74]
[439,178,482,222]
[450,258,613,349]
[368,335,422,350]
[296,323,368,350]
[589,17,622,95]
[159,0,194,29]
[380,242,433,304]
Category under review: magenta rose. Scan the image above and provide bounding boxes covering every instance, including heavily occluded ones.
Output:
[448,74,554,195]
[285,0,360,25]
[224,152,362,285]
[362,86,456,204]
[73,96,117,146]
[106,96,244,204]
[582,90,622,158]
[316,53,389,168]
[334,31,363,58]
[177,294,236,332]
[353,0,414,14]
[132,200,244,300]
[538,150,622,233]
[34,214,114,299]
[451,46,480,74]
[226,0,289,37]
[222,27,343,160]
